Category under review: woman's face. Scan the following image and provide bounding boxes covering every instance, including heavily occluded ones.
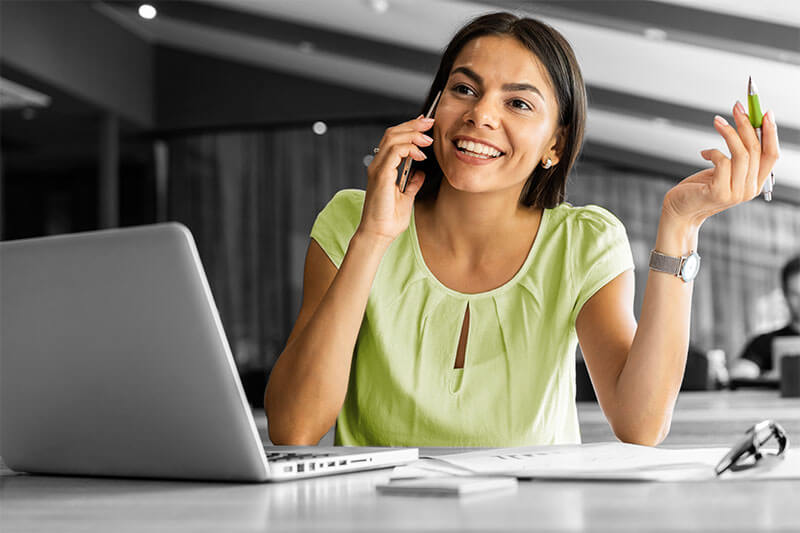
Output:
[432,35,563,195]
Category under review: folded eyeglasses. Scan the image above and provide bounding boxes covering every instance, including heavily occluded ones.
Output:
[715,419,789,476]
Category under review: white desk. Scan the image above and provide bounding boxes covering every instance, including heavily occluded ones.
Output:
[3,391,799,532]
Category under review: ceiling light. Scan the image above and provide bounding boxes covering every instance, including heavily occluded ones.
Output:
[312,121,327,135]
[138,4,157,20]
[643,27,667,40]
[369,0,389,14]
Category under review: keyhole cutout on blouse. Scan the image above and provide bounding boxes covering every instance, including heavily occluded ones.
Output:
[453,304,470,369]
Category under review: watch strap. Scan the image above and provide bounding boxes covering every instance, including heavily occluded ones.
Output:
[649,249,683,276]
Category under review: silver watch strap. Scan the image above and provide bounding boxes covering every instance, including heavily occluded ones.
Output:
[649,250,682,276]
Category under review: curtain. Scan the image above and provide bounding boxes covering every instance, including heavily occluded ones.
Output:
[167,126,800,371]
[167,124,385,372]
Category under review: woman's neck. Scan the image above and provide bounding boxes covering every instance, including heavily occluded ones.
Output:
[421,181,542,265]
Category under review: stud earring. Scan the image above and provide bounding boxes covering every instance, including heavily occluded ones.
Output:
[543,158,553,169]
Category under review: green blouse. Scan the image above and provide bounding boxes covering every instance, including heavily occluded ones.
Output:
[310,189,634,447]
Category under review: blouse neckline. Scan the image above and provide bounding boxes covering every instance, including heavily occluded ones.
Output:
[409,202,550,299]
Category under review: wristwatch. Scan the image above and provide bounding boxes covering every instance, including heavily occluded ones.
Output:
[649,249,701,282]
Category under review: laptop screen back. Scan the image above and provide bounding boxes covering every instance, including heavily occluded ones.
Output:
[0,224,268,481]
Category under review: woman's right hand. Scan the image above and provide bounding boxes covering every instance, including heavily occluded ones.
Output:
[358,115,435,243]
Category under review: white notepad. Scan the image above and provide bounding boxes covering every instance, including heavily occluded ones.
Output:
[376,476,518,496]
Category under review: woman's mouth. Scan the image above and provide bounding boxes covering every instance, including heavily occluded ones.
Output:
[452,139,505,165]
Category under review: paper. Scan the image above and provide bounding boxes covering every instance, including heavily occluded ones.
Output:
[391,443,800,482]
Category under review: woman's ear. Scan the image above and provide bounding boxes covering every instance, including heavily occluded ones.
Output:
[546,126,567,166]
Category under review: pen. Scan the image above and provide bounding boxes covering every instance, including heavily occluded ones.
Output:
[397,90,442,193]
[748,77,774,202]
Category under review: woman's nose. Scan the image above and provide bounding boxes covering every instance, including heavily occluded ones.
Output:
[464,97,500,129]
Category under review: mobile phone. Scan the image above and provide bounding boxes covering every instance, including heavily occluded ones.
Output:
[396,90,442,193]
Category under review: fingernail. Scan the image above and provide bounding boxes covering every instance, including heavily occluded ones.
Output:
[417,114,424,119]
[422,134,433,142]
[766,109,776,125]
[735,101,746,115]
[421,117,435,122]
[714,115,728,127]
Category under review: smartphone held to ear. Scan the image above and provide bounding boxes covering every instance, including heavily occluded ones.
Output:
[397,90,442,193]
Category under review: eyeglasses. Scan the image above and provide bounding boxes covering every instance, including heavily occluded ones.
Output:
[715,419,789,476]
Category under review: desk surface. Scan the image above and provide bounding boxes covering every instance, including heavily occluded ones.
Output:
[3,391,800,532]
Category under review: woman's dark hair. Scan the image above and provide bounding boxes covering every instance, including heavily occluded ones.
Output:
[414,12,586,209]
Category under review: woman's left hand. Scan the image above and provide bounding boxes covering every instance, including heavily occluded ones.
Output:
[662,101,780,228]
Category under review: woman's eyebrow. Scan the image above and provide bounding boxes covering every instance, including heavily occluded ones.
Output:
[451,66,544,100]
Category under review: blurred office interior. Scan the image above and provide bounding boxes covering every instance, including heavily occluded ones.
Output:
[2,0,799,403]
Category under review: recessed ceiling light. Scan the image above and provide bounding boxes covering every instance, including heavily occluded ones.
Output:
[643,27,667,40]
[312,121,327,135]
[369,0,389,14]
[138,4,157,20]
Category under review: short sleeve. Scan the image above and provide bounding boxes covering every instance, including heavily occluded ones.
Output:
[569,205,635,323]
[309,189,365,268]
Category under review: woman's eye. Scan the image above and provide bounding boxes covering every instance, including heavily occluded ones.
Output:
[510,99,532,111]
[453,84,474,96]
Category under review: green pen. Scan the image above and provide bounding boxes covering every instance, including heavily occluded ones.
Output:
[748,77,774,202]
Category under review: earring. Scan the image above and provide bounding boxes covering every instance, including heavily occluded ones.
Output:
[543,158,553,169]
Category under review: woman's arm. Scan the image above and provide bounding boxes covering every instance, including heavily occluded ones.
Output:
[577,102,779,446]
[265,232,391,445]
[265,115,434,445]
[576,216,698,446]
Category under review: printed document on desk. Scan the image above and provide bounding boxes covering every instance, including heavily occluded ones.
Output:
[392,443,800,482]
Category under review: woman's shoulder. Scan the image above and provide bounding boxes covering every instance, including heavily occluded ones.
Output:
[310,189,366,269]
[327,188,365,212]
[548,202,626,235]
[315,188,366,226]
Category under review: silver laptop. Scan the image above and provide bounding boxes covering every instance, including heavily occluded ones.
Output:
[0,223,417,482]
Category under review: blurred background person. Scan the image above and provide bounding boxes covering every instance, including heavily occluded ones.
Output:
[730,255,800,379]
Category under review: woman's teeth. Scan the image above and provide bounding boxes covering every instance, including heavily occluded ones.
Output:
[455,139,502,159]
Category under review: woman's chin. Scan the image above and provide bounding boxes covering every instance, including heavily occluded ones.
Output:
[440,170,491,192]
[442,179,489,194]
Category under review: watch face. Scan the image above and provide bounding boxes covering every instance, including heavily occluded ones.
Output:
[681,253,700,282]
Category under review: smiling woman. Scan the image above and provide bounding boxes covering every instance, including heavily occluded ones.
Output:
[264,12,780,448]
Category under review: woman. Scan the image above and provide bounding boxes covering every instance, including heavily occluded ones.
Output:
[265,12,779,447]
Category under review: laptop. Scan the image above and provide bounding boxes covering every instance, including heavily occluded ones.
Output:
[0,223,417,482]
